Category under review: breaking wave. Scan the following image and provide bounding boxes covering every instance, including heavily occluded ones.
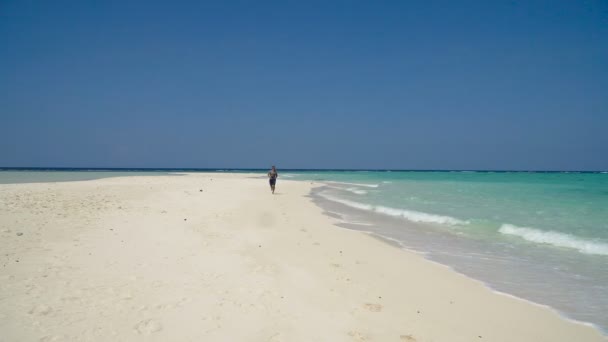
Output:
[346,187,367,195]
[318,192,467,225]
[499,224,608,256]
[326,181,379,188]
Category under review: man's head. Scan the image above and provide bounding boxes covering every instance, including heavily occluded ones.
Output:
[271,165,276,170]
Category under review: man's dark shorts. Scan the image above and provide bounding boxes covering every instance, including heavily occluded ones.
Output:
[269,178,276,186]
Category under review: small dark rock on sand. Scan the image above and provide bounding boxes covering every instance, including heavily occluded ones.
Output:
[16,232,23,236]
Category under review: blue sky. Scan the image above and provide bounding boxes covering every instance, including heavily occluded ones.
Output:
[1,0,607,170]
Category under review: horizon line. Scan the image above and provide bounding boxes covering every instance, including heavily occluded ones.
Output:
[1,167,607,173]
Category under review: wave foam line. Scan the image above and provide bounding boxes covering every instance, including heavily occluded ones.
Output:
[499,224,608,256]
[346,187,368,195]
[319,192,467,225]
[326,181,379,188]
[326,186,368,195]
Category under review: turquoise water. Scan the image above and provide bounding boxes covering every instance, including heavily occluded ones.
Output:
[285,171,608,333]
[287,171,608,252]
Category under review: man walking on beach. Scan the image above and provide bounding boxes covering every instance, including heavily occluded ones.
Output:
[268,166,278,194]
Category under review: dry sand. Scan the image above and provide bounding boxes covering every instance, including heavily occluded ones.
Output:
[0,173,605,341]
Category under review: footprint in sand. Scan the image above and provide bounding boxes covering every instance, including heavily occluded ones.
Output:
[29,304,52,316]
[134,319,163,334]
[400,334,417,341]
[363,303,383,312]
[268,332,283,341]
[348,331,368,341]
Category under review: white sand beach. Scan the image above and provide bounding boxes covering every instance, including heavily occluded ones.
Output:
[0,173,605,341]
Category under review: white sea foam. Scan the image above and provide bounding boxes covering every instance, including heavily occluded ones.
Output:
[326,181,379,188]
[499,224,608,256]
[374,206,467,225]
[348,221,374,226]
[326,186,368,195]
[321,194,373,211]
[318,192,467,226]
[346,187,367,195]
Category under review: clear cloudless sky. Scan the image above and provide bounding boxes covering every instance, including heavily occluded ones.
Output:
[1,0,607,170]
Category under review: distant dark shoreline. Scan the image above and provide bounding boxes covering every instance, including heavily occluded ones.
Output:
[1,167,606,173]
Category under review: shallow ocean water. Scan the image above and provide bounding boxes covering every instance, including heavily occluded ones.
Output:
[287,171,608,333]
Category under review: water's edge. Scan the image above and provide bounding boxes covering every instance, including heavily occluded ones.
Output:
[2,171,605,336]
[304,182,606,336]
